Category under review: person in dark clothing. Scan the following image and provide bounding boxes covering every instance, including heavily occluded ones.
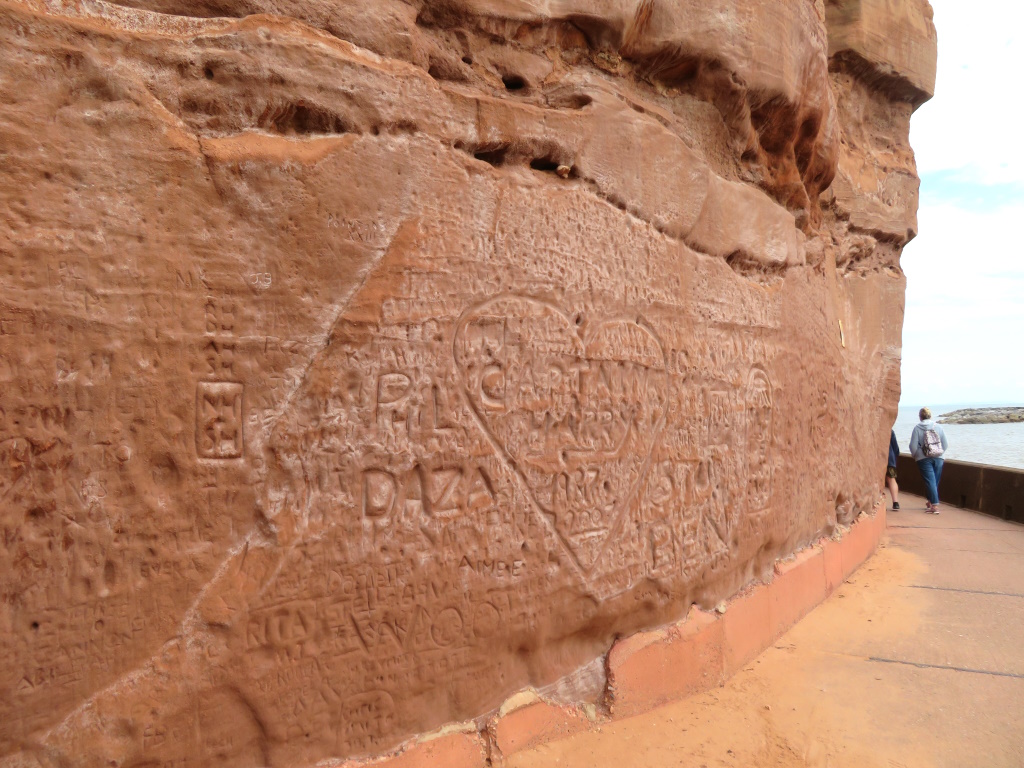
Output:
[886,429,900,510]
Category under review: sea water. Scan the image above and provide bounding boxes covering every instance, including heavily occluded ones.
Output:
[891,403,1024,470]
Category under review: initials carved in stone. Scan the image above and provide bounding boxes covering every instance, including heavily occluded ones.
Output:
[196,381,243,459]
[745,368,773,513]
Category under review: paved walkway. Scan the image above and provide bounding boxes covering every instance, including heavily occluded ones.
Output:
[507,494,1024,768]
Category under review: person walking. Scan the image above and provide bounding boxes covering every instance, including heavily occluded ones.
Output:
[909,407,948,514]
[886,429,900,510]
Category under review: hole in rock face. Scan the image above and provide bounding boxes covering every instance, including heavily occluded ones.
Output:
[549,92,593,110]
[462,56,473,65]
[427,58,469,82]
[289,104,345,134]
[794,115,822,177]
[530,157,560,173]
[502,74,527,91]
[260,102,350,135]
[203,66,214,80]
[473,147,508,167]
[655,56,700,87]
[799,115,820,139]
[30,622,39,631]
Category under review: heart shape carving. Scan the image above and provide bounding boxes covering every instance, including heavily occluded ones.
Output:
[454,297,668,571]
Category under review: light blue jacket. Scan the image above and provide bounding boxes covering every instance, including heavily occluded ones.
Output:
[909,419,948,461]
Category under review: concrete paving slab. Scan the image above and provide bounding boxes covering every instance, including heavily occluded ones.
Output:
[888,501,1024,593]
[886,527,1024,555]
[886,497,1014,530]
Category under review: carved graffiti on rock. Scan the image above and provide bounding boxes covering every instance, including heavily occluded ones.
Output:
[745,368,773,513]
[454,296,668,571]
[196,382,244,459]
[0,0,929,758]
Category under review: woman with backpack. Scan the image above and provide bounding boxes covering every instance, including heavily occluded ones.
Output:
[909,407,949,514]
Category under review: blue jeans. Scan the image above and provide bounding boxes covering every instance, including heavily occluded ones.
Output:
[916,457,944,505]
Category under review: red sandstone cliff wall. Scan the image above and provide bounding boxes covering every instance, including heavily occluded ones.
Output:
[0,0,935,765]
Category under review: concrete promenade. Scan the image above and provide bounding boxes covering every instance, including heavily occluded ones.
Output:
[506,494,1024,768]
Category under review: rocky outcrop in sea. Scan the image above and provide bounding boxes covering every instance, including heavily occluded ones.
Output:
[939,408,1024,424]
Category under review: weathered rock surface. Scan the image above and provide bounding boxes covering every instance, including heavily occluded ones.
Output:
[0,0,935,766]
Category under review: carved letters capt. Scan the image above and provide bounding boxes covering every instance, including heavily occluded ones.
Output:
[455,297,668,571]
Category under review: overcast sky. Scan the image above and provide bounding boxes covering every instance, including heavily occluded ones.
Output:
[899,0,1024,407]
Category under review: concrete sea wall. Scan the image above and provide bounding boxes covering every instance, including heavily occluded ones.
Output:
[897,454,1024,524]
